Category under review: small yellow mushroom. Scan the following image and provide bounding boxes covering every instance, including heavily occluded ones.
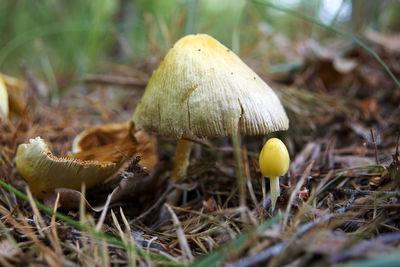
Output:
[259,138,290,210]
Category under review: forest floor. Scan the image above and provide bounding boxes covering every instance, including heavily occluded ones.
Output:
[1,33,400,266]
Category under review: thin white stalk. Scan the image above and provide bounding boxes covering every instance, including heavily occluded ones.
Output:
[270,176,280,211]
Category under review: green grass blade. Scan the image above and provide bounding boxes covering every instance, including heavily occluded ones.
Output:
[191,214,285,267]
[337,252,400,267]
[251,0,400,89]
[0,22,111,68]
[0,179,184,267]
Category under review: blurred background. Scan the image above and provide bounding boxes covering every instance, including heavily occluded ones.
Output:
[1,0,399,95]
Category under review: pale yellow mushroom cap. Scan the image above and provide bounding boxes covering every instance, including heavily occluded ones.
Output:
[16,137,120,199]
[0,76,8,120]
[259,138,290,178]
[132,34,289,139]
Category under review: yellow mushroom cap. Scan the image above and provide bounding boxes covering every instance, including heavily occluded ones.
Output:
[16,137,120,199]
[132,34,288,139]
[259,138,290,178]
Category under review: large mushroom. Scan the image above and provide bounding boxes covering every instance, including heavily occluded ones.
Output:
[132,34,289,182]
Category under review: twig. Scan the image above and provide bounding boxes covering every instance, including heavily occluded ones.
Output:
[293,191,358,238]
[181,137,259,157]
[224,243,284,267]
[95,194,112,232]
[394,135,400,165]
[130,185,173,223]
[333,190,358,214]
[370,129,379,165]
[329,232,400,263]
[283,161,313,227]
[165,203,194,263]
[339,188,400,198]
[181,137,232,152]
[84,74,147,87]
[50,193,62,256]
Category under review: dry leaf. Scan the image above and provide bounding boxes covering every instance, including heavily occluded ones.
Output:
[70,121,158,171]
[360,98,380,118]
[202,198,215,212]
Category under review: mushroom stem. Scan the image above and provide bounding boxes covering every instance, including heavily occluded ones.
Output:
[172,137,193,181]
[269,176,280,211]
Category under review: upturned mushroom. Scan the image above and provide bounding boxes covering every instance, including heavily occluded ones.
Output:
[16,123,157,199]
[16,137,121,199]
[132,34,289,181]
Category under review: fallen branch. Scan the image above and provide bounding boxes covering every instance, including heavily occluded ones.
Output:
[340,188,400,198]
